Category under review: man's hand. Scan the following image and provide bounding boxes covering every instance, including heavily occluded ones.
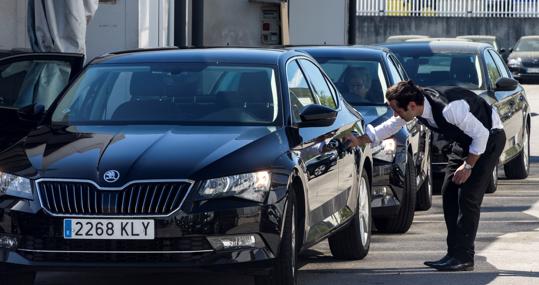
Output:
[452,163,472,185]
[345,134,372,148]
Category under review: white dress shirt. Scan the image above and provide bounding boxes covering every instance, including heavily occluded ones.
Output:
[365,99,503,155]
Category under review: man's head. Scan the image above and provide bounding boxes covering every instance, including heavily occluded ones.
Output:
[385,80,425,122]
[344,67,371,98]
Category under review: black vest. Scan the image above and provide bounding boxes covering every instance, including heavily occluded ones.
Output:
[417,86,493,149]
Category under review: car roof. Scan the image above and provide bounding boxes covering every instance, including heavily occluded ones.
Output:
[406,38,472,42]
[93,48,293,65]
[291,45,390,60]
[520,35,539,40]
[458,35,496,40]
[381,41,492,54]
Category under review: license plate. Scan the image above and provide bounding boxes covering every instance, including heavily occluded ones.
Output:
[64,219,154,240]
[527,68,539,73]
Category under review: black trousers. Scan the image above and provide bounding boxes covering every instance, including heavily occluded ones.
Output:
[441,129,506,262]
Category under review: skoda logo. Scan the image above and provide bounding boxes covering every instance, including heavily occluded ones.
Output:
[103,170,120,183]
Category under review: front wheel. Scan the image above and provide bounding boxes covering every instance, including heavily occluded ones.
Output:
[416,163,433,211]
[374,152,417,233]
[328,170,371,260]
[255,190,297,285]
[486,165,499,194]
[504,127,529,179]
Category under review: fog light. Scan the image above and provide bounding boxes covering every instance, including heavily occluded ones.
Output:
[207,234,264,251]
[0,235,17,249]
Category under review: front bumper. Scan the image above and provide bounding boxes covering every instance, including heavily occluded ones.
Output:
[510,67,539,81]
[0,193,286,273]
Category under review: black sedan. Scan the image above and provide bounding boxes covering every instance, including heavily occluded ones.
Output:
[0,48,373,285]
[383,41,531,193]
[296,46,432,234]
[507,35,539,83]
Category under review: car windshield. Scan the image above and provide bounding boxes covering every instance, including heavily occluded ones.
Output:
[391,51,484,90]
[52,63,280,125]
[316,59,388,106]
[515,38,539,52]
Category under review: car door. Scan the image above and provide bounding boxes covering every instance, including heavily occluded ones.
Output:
[0,53,84,150]
[483,49,522,161]
[487,49,527,163]
[286,58,343,239]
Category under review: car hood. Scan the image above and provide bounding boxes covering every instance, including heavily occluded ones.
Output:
[508,51,539,61]
[3,125,287,186]
[353,105,392,126]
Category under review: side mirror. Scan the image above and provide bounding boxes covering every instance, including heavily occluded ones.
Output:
[298,104,337,127]
[495,77,518,92]
[18,104,45,122]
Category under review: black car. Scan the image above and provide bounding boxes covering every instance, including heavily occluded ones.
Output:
[0,48,373,285]
[383,41,531,193]
[296,46,432,234]
[507,35,539,83]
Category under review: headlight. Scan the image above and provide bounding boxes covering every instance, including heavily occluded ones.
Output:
[199,171,271,202]
[372,138,397,162]
[0,172,33,200]
[508,58,522,68]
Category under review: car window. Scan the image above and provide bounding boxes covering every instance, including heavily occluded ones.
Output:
[394,52,484,90]
[52,63,280,125]
[298,59,337,109]
[387,55,406,82]
[316,58,388,106]
[0,60,71,110]
[287,60,316,122]
[484,51,502,88]
[488,50,510,78]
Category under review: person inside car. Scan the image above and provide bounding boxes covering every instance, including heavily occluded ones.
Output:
[342,67,376,104]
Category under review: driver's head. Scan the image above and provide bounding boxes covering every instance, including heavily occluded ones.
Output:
[344,67,371,98]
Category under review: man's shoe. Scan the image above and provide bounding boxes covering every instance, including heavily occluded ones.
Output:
[432,257,474,271]
[424,255,452,268]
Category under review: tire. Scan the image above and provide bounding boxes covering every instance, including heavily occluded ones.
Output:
[486,165,499,194]
[504,127,530,179]
[328,170,371,260]
[255,190,297,285]
[374,152,417,234]
[0,266,36,285]
[415,161,433,211]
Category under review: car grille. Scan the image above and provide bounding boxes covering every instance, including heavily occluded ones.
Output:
[37,181,193,216]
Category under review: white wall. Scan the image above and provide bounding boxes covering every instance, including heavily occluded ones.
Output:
[289,0,348,45]
[204,0,267,46]
[0,0,28,50]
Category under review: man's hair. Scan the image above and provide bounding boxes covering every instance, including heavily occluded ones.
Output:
[385,80,425,110]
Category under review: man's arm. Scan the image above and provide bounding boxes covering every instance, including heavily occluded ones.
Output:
[348,115,407,147]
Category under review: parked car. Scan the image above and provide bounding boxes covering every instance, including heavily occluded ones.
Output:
[383,41,531,194]
[0,48,374,285]
[457,35,507,59]
[296,46,432,234]
[507,35,539,83]
[406,38,472,43]
[385,35,429,43]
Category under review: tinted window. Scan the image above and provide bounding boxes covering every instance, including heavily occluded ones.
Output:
[52,63,279,125]
[298,59,337,109]
[0,60,71,109]
[287,60,316,122]
[387,55,406,82]
[488,50,510,78]
[484,51,501,88]
[393,51,484,90]
[515,38,539,52]
[317,58,388,105]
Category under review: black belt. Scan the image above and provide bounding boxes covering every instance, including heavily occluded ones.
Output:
[490,128,504,135]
